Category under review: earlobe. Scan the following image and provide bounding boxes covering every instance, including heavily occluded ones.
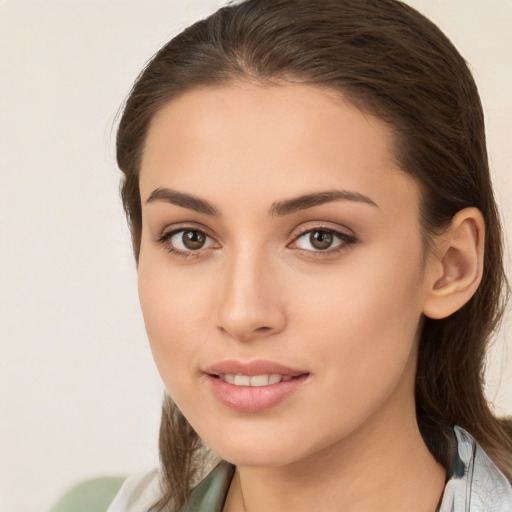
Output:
[422,207,485,320]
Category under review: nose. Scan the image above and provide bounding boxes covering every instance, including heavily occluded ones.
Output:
[214,248,287,342]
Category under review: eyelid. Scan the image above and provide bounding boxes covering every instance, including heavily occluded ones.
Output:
[156,221,216,241]
[154,223,220,257]
[288,221,355,240]
[153,221,356,258]
[287,223,357,253]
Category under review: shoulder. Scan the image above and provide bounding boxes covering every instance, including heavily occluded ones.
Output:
[439,426,512,512]
[50,470,161,512]
[106,469,162,512]
[50,476,127,512]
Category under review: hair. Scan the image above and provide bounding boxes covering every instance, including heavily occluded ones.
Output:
[116,0,512,509]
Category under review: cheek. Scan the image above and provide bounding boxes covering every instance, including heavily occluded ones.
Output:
[293,242,425,399]
[137,257,213,387]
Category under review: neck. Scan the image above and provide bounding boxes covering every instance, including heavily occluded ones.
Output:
[224,392,445,512]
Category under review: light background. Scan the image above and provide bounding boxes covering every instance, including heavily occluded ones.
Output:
[0,1,510,511]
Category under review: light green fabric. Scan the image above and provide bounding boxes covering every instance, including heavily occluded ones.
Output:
[180,462,234,512]
[50,476,126,512]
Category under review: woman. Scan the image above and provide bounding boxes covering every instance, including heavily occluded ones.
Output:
[108,0,512,510]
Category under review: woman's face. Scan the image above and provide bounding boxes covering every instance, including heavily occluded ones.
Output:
[138,83,436,466]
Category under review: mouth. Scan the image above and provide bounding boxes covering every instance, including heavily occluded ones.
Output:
[203,359,310,412]
[214,373,295,386]
[203,358,308,379]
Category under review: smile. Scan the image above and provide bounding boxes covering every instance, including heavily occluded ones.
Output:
[219,374,293,386]
[205,371,309,412]
[203,359,310,412]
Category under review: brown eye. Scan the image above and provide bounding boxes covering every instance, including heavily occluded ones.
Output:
[309,230,333,250]
[182,230,206,250]
[159,228,216,256]
[292,227,355,253]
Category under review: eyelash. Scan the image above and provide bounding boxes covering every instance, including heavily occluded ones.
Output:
[155,225,356,259]
[290,226,356,257]
[155,227,216,259]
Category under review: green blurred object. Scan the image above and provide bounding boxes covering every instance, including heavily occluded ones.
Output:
[50,476,126,512]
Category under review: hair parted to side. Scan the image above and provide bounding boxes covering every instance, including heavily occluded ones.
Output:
[116,0,512,509]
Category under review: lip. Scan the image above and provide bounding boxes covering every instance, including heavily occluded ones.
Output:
[203,359,310,413]
[203,358,307,377]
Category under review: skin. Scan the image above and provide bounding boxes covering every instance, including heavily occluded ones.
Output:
[137,82,476,511]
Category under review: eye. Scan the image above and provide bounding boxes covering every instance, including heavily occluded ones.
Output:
[157,228,217,257]
[292,227,355,252]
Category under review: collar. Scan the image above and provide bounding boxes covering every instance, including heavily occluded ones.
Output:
[438,426,512,511]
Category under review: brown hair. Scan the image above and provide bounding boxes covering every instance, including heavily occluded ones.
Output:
[116,0,512,509]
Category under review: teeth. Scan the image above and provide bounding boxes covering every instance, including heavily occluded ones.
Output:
[250,375,270,386]
[220,373,292,386]
[269,374,282,384]
[224,374,236,384]
[234,375,251,386]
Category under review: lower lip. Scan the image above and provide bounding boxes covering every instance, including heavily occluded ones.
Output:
[206,374,309,413]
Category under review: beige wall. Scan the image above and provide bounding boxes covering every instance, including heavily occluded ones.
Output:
[0,1,510,511]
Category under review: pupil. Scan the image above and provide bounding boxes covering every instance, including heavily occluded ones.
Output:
[310,231,333,250]
[183,230,205,250]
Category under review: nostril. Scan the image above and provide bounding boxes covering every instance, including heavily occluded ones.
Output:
[255,326,271,332]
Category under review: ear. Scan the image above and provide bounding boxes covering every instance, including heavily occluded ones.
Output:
[422,207,485,320]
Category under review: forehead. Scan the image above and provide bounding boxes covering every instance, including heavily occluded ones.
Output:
[140,82,419,219]
[144,82,396,163]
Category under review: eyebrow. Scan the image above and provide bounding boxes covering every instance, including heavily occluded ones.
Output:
[145,187,378,216]
[145,187,221,216]
[270,190,378,216]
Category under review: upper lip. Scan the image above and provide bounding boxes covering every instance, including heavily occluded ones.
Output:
[203,359,308,377]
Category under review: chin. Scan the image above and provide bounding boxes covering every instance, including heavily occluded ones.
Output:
[214,444,303,467]
[197,424,314,468]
